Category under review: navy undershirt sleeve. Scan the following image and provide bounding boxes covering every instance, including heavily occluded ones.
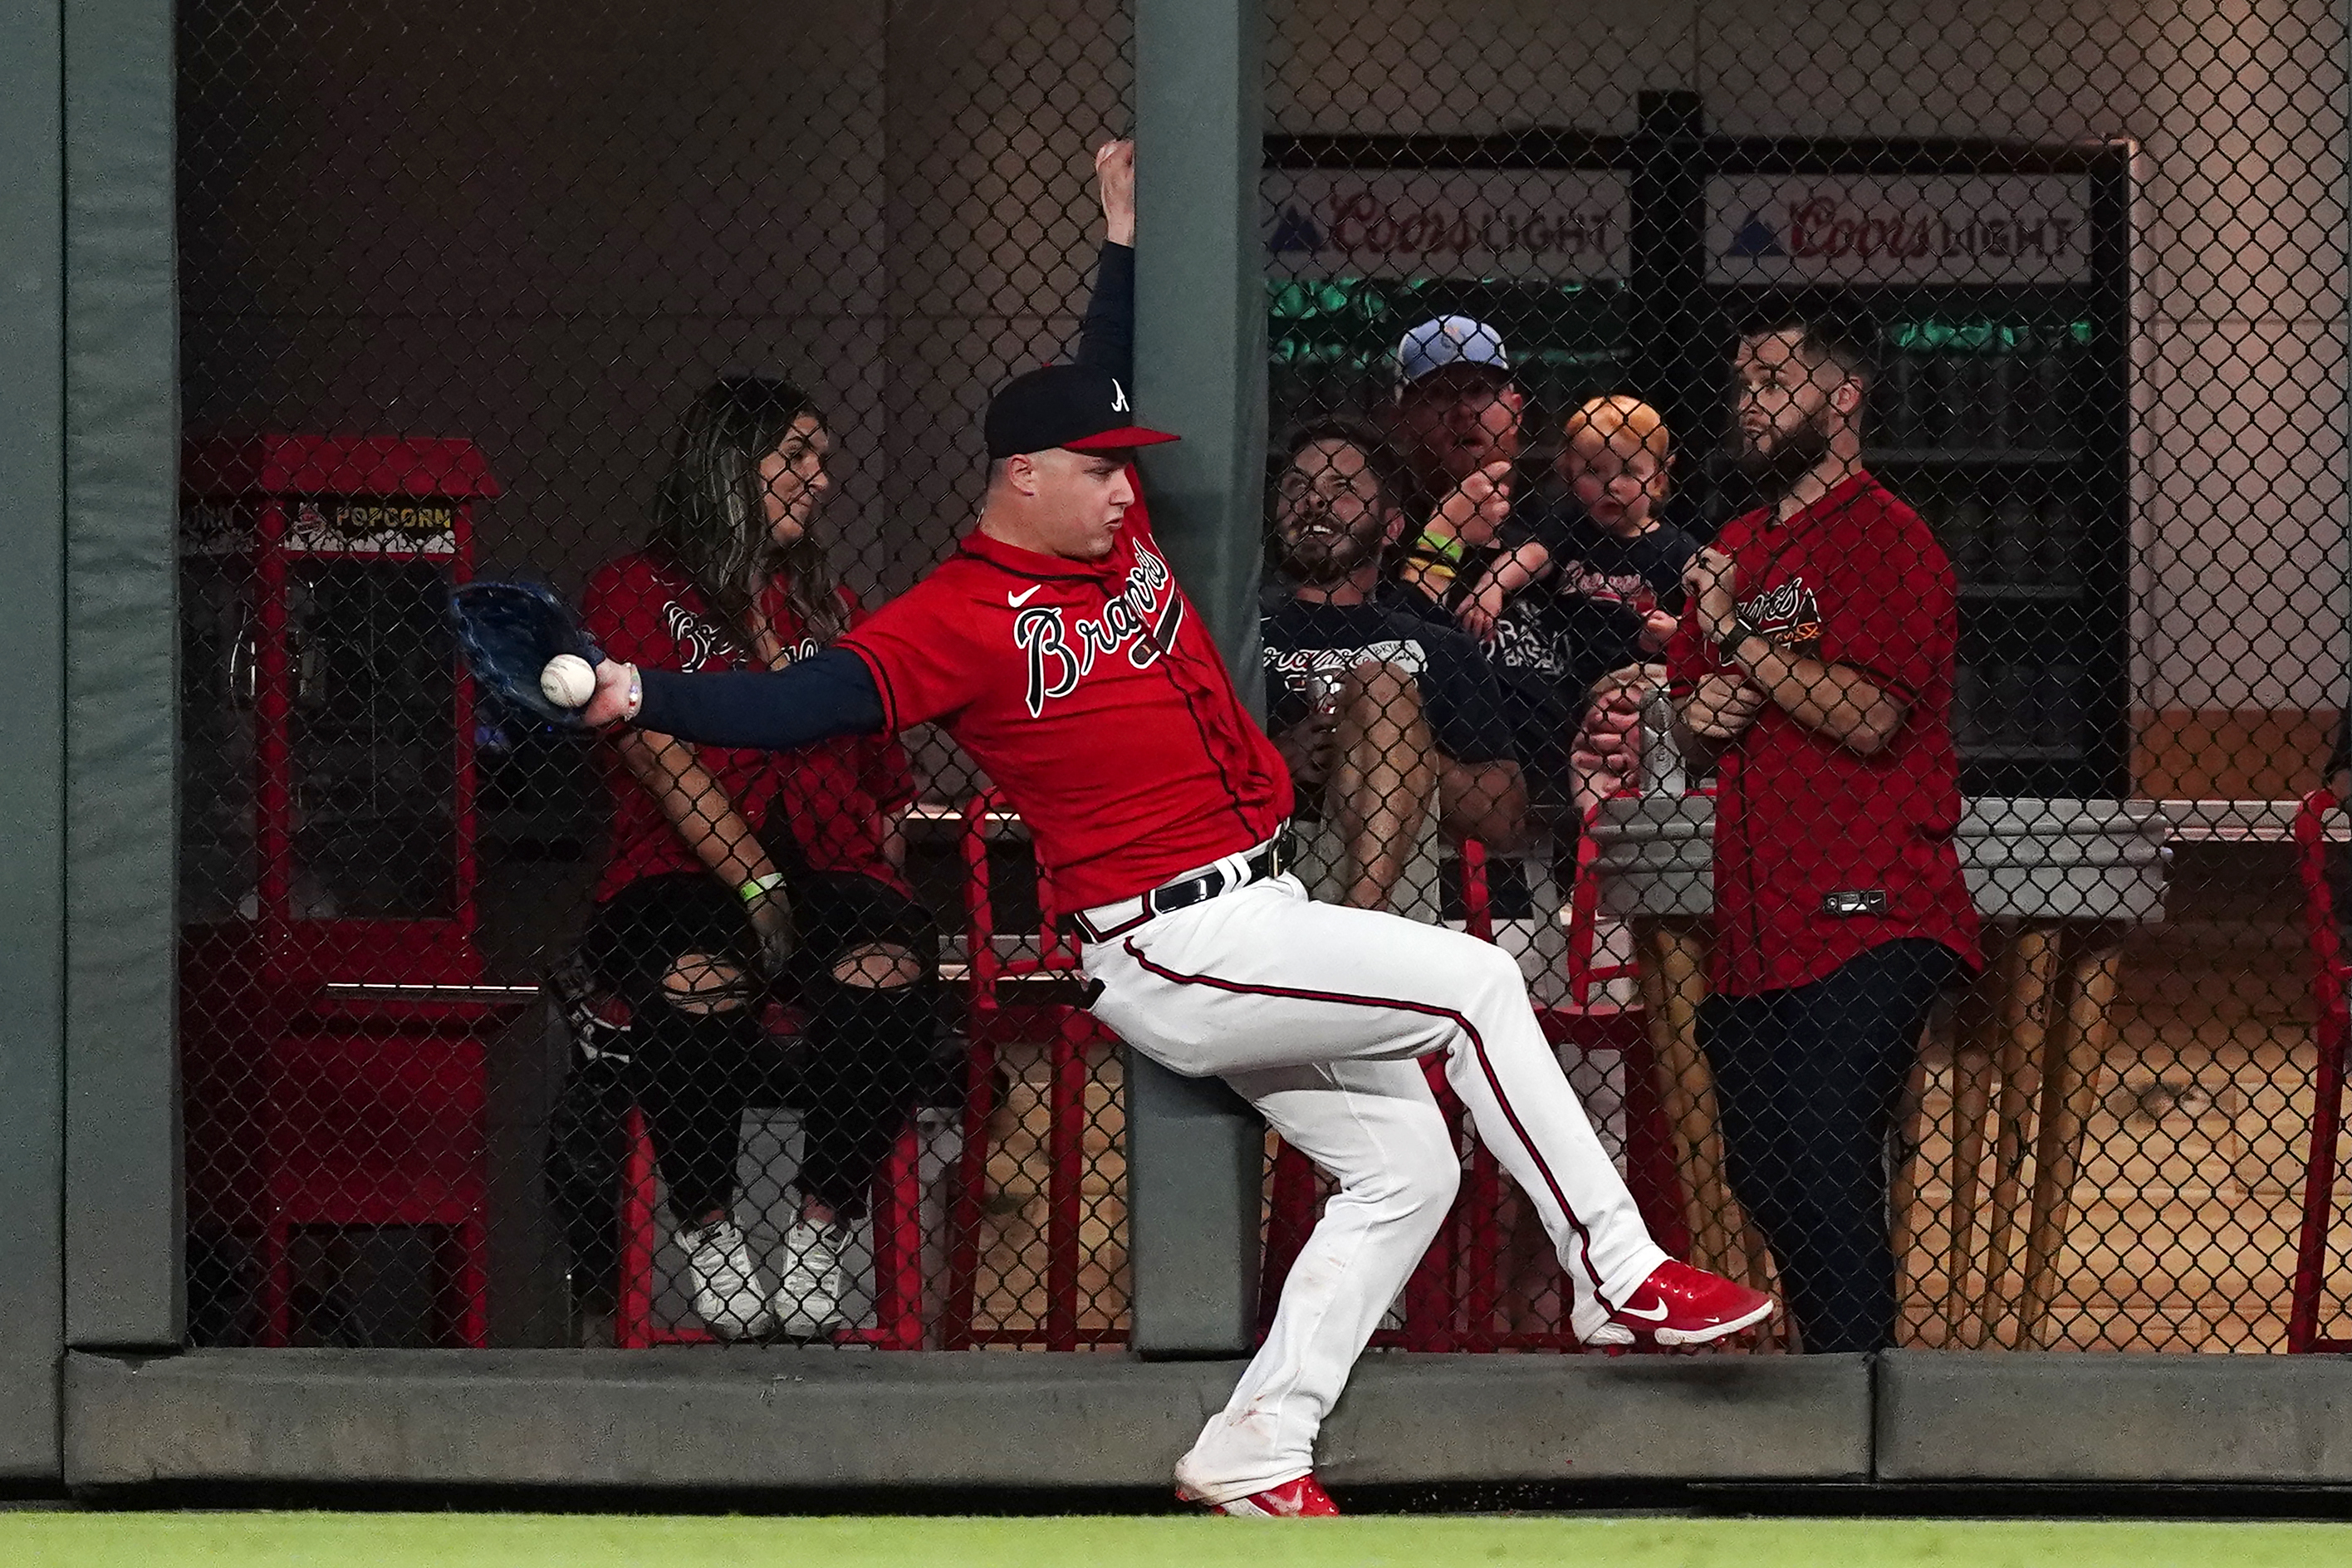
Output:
[633,647,885,751]
[1075,240,1134,383]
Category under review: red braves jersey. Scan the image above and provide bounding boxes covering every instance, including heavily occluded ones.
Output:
[1667,472,1980,994]
[582,553,915,903]
[839,481,1291,911]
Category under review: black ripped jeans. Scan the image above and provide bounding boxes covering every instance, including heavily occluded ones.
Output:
[582,867,942,1227]
[1701,938,1961,1354]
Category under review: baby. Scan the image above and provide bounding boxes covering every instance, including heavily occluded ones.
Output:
[1458,395,1689,659]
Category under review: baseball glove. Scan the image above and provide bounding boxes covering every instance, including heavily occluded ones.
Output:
[448,580,605,727]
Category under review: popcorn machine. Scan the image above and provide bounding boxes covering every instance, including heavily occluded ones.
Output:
[179,435,524,1346]
[179,435,499,979]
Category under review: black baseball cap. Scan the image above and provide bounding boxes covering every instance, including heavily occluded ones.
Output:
[983,364,1179,459]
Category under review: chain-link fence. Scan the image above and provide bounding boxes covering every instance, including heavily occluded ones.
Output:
[1257,0,2348,1357]
[175,0,2347,1357]
[177,0,1136,1350]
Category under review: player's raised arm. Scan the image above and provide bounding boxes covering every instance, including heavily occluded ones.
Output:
[581,646,887,749]
[1074,139,1134,381]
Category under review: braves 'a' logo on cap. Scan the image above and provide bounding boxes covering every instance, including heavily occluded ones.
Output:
[1111,379,1130,414]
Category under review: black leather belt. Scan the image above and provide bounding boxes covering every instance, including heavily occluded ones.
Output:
[1072,835,1286,942]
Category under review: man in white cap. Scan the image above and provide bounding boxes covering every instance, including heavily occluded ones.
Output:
[1388,314,1526,547]
[1383,316,1583,1009]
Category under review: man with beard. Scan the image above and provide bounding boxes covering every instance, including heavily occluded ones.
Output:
[1663,316,1981,1354]
[1262,419,1526,917]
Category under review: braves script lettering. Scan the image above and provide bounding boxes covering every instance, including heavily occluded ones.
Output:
[1737,577,1823,654]
[1559,561,1651,604]
[1012,541,1182,717]
[1266,639,1428,684]
[665,601,816,672]
[665,603,727,671]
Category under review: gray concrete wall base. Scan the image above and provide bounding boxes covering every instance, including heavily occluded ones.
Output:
[1876,1351,2352,1482]
[72,1349,2352,1494]
[64,1349,1869,1492]
[1318,1352,1871,1482]
[64,1350,1230,1492]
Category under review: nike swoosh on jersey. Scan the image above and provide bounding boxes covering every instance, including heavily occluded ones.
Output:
[1007,585,1042,606]
[1619,1300,1669,1322]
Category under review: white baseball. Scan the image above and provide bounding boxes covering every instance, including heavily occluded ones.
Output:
[540,654,596,709]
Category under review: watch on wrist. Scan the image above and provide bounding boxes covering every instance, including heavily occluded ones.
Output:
[1716,619,1766,661]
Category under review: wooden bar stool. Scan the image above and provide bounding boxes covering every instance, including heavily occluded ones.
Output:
[1594,794,2169,1351]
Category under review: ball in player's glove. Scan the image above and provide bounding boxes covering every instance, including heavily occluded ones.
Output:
[449,580,605,728]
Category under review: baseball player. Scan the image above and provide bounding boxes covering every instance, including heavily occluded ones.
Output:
[566,143,1775,1517]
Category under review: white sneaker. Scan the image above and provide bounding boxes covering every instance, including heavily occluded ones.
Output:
[677,1218,775,1340]
[770,1221,847,1340]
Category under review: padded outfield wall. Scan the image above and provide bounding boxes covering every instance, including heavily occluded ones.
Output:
[5,0,2352,1497]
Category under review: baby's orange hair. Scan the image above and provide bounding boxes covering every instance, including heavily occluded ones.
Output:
[1562,394,1672,461]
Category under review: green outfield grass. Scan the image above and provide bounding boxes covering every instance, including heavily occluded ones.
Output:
[5,1513,2350,1567]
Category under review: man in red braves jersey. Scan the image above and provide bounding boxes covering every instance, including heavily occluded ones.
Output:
[1664,316,1982,1355]
[571,149,1773,1517]
[568,376,940,1346]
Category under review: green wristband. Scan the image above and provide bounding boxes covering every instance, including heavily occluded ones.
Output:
[738,871,786,903]
[1411,527,1467,566]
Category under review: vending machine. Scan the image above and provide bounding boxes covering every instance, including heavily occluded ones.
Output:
[1263,111,2134,800]
[179,435,528,1345]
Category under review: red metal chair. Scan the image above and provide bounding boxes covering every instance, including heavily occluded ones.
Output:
[616,793,1126,1350]
[1562,817,1640,1007]
[615,1102,710,1348]
[613,1094,932,1350]
[1540,817,1691,1264]
[1257,835,1688,1353]
[941,791,1125,1350]
[2289,788,2352,1351]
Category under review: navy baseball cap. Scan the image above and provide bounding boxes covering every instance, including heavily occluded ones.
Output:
[984,364,1179,459]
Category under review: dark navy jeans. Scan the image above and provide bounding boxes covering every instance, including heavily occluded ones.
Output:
[1702,938,1962,1354]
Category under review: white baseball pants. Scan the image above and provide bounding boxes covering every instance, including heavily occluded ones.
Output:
[1080,872,1668,1505]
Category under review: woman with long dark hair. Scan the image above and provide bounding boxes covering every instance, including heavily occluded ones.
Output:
[572,375,938,1340]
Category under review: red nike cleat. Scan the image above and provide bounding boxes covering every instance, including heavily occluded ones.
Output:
[1587,1259,1777,1350]
[1181,1473,1342,1517]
